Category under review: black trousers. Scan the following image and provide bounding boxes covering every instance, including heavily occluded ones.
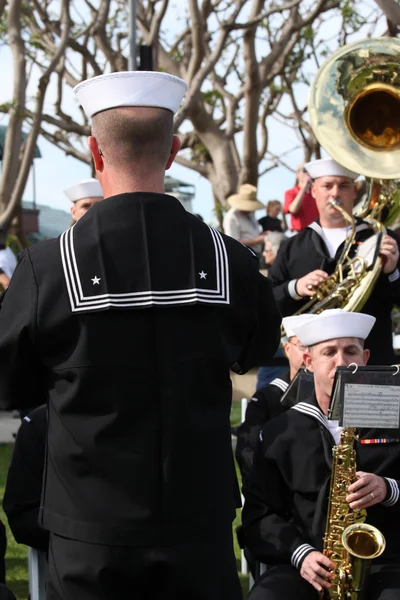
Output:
[46,532,242,600]
[247,563,400,600]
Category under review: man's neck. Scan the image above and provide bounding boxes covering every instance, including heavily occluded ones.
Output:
[319,218,348,229]
[315,390,330,415]
[101,171,166,197]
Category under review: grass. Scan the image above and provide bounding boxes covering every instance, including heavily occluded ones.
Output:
[0,400,249,599]
[0,444,29,599]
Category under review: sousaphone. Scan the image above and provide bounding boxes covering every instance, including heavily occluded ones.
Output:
[297,37,400,315]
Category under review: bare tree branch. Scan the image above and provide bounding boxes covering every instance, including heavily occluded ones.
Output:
[373,0,400,25]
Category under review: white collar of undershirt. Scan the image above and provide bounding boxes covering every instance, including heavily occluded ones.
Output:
[320,226,349,259]
[326,419,343,445]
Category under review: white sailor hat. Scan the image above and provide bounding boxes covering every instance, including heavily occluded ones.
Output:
[64,178,103,203]
[73,71,188,119]
[304,158,359,181]
[282,314,318,340]
[292,309,376,346]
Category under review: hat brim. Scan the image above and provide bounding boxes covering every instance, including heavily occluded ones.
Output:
[228,196,264,211]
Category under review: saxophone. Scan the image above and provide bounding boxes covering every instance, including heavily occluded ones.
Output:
[322,428,386,600]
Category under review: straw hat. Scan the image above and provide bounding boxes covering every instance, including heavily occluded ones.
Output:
[227,184,264,211]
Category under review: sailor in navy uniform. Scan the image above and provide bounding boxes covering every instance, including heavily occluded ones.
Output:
[3,405,49,553]
[269,158,400,365]
[242,310,400,600]
[236,314,316,483]
[0,71,281,599]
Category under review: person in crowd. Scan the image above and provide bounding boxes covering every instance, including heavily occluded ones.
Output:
[242,309,400,600]
[64,177,103,223]
[262,232,287,270]
[223,184,266,254]
[0,71,281,600]
[258,200,283,233]
[0,270,9,291]
[3,405,48,553]
[270,157,400,365]
[284,163,318,232]
[0,228,17,290]
[236,314,315,484]
[257,232,289,389]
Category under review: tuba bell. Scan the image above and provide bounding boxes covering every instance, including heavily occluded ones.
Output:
[296,37,400,316]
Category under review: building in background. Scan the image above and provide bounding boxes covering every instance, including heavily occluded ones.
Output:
[165,176,195,213]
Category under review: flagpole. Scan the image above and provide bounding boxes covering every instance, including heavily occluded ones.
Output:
[128,0,137,70]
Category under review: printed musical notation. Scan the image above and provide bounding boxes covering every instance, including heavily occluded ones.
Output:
[343,383,400,429]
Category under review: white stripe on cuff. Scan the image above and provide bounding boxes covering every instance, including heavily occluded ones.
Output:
[288,279,302,301]
[382,478,400,506]
[388,269,400,283]
[291,543,315,569]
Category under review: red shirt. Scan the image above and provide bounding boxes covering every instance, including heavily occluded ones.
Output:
[284,185,319,232]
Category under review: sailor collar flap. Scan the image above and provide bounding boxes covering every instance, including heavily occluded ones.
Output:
[291,396,330,430]
[60,193,231,313]
[308,219,370,238]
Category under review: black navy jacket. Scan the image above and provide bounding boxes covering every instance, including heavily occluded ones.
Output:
[3,405,48,553]
[0,193,281,546]
[270,220,400,365]
[242,395,400,570]
[235,371,290,482]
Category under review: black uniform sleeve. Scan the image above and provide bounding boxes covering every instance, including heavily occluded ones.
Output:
[377,230,400,304]
[269,240,303,316]
[242,428,315,569]
[0,250,47,410]
[233,272,281,374]
[3,410,49,553]
[382,477,400,509]
[235,387,285,483]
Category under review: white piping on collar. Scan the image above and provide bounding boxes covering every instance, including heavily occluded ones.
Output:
[291,401,329,429]
[308,221,370,238]
[61,224,231,312]
[270,378,289,393]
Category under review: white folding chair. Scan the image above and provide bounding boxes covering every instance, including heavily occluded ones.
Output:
[28,547,47,600]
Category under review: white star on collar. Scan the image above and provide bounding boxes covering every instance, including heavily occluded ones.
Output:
[91,276,101,285]
[199,271,207,280]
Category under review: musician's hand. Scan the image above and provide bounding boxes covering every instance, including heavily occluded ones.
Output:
[296,270,329,297]
[380,234,399,274]
[346,471,387,509]
[300,551,335,592]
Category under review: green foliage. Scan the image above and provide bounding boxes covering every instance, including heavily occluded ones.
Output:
[0,11,8,43]
[202,89,223,108]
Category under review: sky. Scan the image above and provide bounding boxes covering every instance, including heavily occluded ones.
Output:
[0,1,386,226]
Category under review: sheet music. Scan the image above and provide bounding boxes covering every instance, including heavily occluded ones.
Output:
[343,383,400,429]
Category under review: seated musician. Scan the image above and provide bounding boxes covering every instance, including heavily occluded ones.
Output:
[242,309,400,600]
[236,314,316,483]
[3,405,48,553]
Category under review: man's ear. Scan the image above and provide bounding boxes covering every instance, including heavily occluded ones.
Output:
[363,348,370,365]
[304,352,313,372]
[165,135,182,170]
[88,136,104,172]
[311,182,317,200]
[70,205,76,219]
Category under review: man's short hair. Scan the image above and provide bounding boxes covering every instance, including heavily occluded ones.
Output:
[92,107,174,169]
